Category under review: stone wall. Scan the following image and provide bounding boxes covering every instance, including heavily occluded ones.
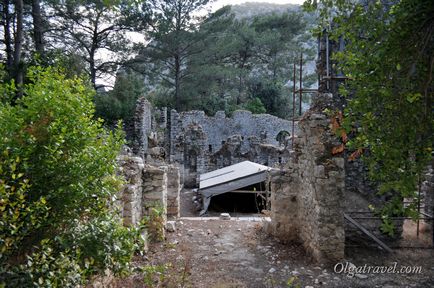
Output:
[317,30,404,241]
[169,109,296,185]
[117,155,144,226]
[266,93,345,263]
[133,98,153,159]
[133,97,296,186]
[166,165,181,218]
[117,155,181,235]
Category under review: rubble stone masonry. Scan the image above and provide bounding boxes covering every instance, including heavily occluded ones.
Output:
[266,93,345,263]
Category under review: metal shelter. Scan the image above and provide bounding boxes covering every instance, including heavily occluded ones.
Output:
[198,161,273,215]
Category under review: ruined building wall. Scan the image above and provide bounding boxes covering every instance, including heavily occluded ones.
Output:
[169,109,296,185]
[117,155,180,237]
[117,155,144,226]
[133,98,153,159]
[266,93,345,263]
[133,97,297,186]
[166,165,181,218]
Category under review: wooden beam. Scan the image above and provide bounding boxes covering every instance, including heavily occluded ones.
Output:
[344,213,393,253]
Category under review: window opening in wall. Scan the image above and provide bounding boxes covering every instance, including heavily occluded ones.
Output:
[276,130,291,146]
[186,150,198,172]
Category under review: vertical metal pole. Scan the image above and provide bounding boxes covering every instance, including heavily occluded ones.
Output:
[417,178,421,238]
[292,61,296,149]
[326,31,330,91]
[299,53,303,116]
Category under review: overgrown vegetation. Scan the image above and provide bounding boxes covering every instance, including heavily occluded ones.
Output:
[304,0,434,234]
[0,67,142,287]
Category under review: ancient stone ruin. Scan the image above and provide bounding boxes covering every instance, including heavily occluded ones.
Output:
[113,30,433,265]
[133,100,296,187]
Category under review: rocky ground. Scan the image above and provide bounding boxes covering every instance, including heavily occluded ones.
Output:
[105,189,434,288]
[109,216,434,288]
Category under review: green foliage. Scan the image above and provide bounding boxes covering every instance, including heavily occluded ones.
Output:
[62,214,139,277]
[140,263,169,287]
[22,240,83,288]
[138,4,315,116]
[95,70,146,124]
[0,66,137,286]
[0,151,49,261]
[142,206,165,242]
[286,276,301,288]
[244,97,266,114]
[306,0,434,235]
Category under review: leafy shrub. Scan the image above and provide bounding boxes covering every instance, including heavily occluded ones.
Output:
[0,151,49,261]
[244,97,267,114]
[142,206,165,242]
[63,214,138,277]
[22,240,83,288]
[94,71,146,125]
[0,66,137,286]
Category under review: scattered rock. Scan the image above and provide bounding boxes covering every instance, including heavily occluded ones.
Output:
[355,274,368,279]
[314,279,319,284]
[220,213,231,220]
[268,268,276,273]
[207,229,212,235]
[166,221,176,232]
[305,286,314,288]
[291,270,300,276]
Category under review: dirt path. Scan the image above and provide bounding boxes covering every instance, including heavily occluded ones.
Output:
[112,217,434,288]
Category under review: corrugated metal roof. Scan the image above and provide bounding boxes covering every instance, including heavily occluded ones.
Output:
[199,161,271,190]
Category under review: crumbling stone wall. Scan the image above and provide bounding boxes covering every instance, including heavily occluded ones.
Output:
[133,97,296,186]
[166,165,181,218]
[117,155,144,226]
[133,98,153,159]
[266,93,345,263]
[117,155,181,232]
[169,109,295,185]
[317,30,405,241]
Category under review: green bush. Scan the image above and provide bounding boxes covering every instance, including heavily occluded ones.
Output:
[63,214,138,277]
[0,66,138,286]
[244,97,266,114]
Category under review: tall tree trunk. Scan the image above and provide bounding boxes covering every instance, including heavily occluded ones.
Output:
[3,0,13,73]
[32,0,44,56]
[14,0,24,98]
[174,53,181,111]
[90,54,96,89]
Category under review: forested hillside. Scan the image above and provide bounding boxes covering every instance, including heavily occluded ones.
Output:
[97,2,316,124]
